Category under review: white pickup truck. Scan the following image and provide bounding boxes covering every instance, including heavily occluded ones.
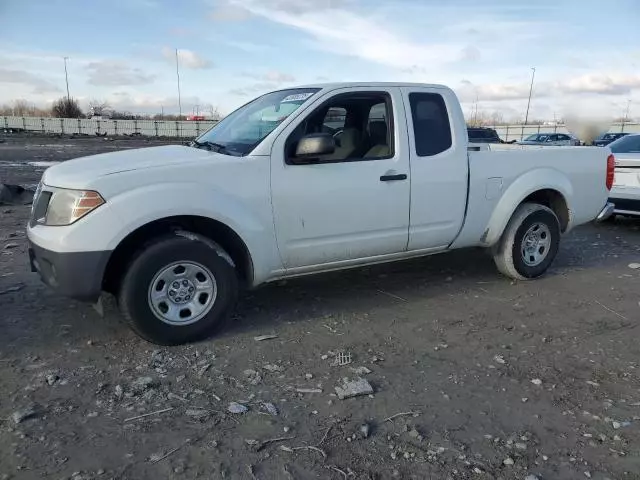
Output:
[27,82,615,345]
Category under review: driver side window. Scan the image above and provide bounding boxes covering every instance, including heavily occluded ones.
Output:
[285,91,394,164]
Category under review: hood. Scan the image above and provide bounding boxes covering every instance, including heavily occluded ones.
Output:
[43,145,213,188]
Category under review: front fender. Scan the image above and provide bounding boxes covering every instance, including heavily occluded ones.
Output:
[104,182,280,284]
[481,168,573,246]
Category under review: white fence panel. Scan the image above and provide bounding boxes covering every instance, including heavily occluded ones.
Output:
[3,115,639,141]
[2,116,220,138]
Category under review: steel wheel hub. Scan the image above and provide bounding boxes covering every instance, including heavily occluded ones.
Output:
[148,261,217,326]
[521,222,551,267]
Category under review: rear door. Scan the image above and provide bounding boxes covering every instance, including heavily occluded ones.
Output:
[399,87,469,250]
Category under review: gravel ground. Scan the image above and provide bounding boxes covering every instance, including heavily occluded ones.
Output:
[1,135,640,480]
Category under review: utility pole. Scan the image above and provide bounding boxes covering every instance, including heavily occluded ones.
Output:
[175,48,182,120]
[63,57,71,102]
[473,89,479,126]
[524,67,536,125]
[161,105,164,120]
[621,99,631,133]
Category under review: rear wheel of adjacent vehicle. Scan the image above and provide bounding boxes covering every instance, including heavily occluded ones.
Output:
[118,235,238,345]
[492,203,560,281]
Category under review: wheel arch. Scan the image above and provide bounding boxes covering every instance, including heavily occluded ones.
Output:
[482,169,573,247]
[102,215,254,295]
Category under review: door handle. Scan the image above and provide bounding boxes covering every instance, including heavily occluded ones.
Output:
[380,173,407,182]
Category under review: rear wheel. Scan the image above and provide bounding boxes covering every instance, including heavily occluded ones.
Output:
[493,203,560,281]
[118,234,238,345]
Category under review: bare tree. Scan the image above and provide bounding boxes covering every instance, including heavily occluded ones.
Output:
[13,99,34,117]
[51,97,83,118]
[89,99,111,118]
[490,111,505,126]
[206,104,222,121]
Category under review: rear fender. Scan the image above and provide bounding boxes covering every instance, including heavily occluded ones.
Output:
[481,168,573,247]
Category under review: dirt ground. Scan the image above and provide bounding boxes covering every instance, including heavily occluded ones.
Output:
[1,134,640,480]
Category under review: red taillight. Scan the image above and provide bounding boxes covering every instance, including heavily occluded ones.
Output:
[606,154,615,190]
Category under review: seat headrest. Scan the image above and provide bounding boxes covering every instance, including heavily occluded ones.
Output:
[369,121,387,145]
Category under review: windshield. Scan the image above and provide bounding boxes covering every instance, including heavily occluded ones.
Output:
[609,134,640,153]
[195,88,321,156]
[524,134,541,141]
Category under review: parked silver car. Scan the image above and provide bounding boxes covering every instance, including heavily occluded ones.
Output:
[517,133,580,146]
[609,133,640,217]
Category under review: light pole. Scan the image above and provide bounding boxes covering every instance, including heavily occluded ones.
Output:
[175,48,182,120]
[473,89,479,126]
[524,67,536,126]
[621,99,631,133]
[63,57,71,102]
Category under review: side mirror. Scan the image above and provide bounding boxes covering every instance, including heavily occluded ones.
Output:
[291,133,336,162]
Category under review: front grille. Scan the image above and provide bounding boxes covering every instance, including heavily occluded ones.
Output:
[30,190,52,227]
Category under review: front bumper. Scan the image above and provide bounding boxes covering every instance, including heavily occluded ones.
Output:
[595,202,616,222]
[28,240,111,302]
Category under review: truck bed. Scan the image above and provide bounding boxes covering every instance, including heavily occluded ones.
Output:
[452,146,609,249]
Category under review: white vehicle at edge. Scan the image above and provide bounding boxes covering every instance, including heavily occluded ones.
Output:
[26,82,615,345]
[608,133,640,217]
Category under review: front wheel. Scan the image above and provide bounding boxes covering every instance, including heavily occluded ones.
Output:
[118,235,238,345]
[493,203,561,281]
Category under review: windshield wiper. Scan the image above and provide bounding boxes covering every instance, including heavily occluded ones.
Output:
[191,139,228,153]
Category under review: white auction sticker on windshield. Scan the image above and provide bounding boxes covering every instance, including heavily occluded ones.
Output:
[281,92,314,103]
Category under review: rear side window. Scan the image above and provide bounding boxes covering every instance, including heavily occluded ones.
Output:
[610,135,640,153]
[408,93,452,156]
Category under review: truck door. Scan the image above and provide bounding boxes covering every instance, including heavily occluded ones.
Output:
[399,87,469,250]
[270,87,410,270]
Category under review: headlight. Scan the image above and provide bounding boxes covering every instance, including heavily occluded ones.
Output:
[44,189,105,226]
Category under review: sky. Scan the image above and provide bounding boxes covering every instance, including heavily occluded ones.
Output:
[0,0,639,121]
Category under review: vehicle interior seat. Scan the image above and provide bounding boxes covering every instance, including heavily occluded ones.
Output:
[364,121,390,158]
[321,127,361,160]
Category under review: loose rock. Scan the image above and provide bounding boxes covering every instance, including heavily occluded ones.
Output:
[359,423,371,438]
[350,366,372,375]
[531,379,543,386]
[261,402,278,416]
[11,407,37,425]
[335,377,374,400]
[228,402,248,414]
[131,376,157,395]
[503,457,515,466]
[243,369,262,385]
[254,334,278,341]
[185,408,209,418]
[263,364,283,373]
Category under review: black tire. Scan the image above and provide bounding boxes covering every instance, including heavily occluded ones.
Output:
[493,203,560,281]
[118,234,238,345]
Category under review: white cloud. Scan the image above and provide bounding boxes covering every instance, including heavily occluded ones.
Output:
[230,69,296,96]
[228,0,465,70]
[556,73,640,96]
[242,70,295,83]
[0,68,61,94]
[210,4,251,21]
[86,61,156,86]
[162,47,213,69]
